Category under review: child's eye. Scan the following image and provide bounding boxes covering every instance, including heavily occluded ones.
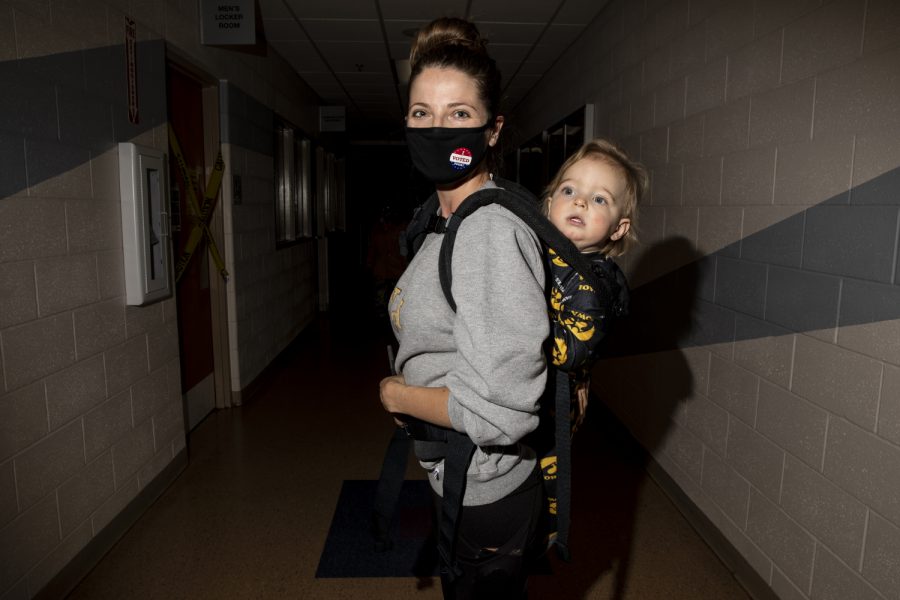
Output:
[559,186,575,197]
[593,196,607,205]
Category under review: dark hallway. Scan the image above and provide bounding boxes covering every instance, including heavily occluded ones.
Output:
[66,316,751,600]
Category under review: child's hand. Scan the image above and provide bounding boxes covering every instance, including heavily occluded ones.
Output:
[573,379,590,433]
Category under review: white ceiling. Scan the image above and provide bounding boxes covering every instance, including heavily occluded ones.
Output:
[257,0,610,139]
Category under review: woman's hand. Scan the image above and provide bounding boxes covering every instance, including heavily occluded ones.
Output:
[380,375,406,425]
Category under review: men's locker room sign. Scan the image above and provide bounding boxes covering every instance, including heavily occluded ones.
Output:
[200,0,256,45]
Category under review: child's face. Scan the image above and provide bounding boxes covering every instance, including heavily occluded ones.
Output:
[548,157,631,253]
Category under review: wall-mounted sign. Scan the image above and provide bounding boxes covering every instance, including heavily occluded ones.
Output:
[125,17,139,124]
[200,0,256,45]
[319,106,346,133]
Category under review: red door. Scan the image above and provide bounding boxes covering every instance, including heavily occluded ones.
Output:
[167,65,216,429]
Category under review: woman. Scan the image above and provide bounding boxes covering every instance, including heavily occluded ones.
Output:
[379,17,548,599]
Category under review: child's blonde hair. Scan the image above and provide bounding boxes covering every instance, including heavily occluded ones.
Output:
[542,139,648,257]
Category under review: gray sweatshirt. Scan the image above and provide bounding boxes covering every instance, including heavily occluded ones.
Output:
[389,202,549,506]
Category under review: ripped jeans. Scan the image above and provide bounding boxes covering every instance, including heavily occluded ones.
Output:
[434,465,544,600]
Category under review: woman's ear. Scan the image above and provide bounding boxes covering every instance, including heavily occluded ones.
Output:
[488,116,504,146]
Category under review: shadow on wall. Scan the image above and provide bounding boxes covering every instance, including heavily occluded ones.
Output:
[531,237,702,599]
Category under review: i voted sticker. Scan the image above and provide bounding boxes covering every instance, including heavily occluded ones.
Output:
[449,147,473,170]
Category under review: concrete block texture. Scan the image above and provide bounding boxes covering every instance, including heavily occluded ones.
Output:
[838,279,900,366]
[701,448,750,526]
[781,456,867,566]
[774,135,854,206]
[670,113,704,162]
[104,335,149,397]
[57,453,115,537]
[812,545,885,600]
[734,316,794,388]
[0,261,36,332]
[669,25,706,79]
[655,77,686,126]
[880,365,900,446]
[83,390,132,462]
[802,204,898,283]
[825,418,900,528]
[704,0,755,61]
[852,131,900,205]
[741,206,804,268]
[0,383,47,463]
[757,381,827,469]
[815,46,900,138]
[697,206,741,257]
[862,512,900,599]
[722,146,776,206]
[685,58,727,117]
[0,461,17,529]
[753,0,821,37]
[792,335,882,430]
[726,418,784,502]
[111,419,154,486]
[0,132,26,200]
[25,139,92,199]
[727,30,783,101]
[14,421,84,510]
[44,355,106,431]
[714,257,767,319]
[683,157,723,207]
[686,393,729,456]
[782,0,866,84]
[66,199,122,254]
[659,423,704,483]
[25,521,91,598]
[0,496,60,592]
[864,0,900,54]
[73,298,127,359]
[0,197,67,263]
[0,69,59,142]
[746,489,815,591]
[35,254,99,317]
[1,314,76,391]
[764,266,840,336]
[709,356,759,427]
[749,78,815,147]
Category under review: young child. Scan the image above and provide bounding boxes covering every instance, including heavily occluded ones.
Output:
[543,138,647,425]
[538,139,647,545]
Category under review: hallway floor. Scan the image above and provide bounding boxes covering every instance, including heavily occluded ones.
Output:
[67,316,751,600]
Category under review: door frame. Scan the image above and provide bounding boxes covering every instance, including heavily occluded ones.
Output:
[166,49,234,419]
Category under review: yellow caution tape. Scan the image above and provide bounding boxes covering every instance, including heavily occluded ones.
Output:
[167,124,229,284]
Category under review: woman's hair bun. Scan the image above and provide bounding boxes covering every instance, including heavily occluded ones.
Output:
[409,17,488,69]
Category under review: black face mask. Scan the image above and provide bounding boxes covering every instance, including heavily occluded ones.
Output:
[405,124,492,185]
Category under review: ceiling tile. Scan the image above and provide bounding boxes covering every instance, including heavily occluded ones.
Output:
[316,41,392,73]
[556,0,611,25]
[262,19,306,42]
[378,0,467,20]
[271,40,329,72]
[469,0,558,23]
[299,19,383,42]
[282,0,378,19]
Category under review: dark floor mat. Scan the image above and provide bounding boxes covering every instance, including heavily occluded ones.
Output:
[316,479,439,578]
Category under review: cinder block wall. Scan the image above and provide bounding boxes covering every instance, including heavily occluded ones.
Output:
[0,1,320,597]
[514,0,900,598]
[220,84,318,395]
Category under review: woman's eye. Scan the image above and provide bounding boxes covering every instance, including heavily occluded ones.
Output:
[452,110,470,119]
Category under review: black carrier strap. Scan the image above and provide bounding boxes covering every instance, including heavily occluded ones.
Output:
[374,180,593,573]
[439,187,612,313]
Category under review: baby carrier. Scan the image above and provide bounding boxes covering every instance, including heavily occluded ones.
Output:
[372,177,627,581]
